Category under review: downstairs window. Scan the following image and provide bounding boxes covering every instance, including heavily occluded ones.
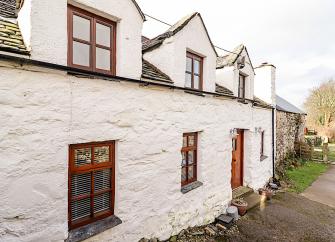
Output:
[69,141,115,229]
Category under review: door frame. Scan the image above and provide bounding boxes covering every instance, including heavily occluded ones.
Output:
[231,129,244,190]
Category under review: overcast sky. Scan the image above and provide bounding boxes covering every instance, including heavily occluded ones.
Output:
[137,0,335,109]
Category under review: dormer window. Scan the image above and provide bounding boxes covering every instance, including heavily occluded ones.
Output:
[238,74,246,98]
[185,52,203,90]
[68,5,116,75]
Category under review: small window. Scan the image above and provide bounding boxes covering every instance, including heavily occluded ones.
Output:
[68,5,116,75]
[185,52,203,90]
[260,131,265,157]
[181,133,198,186]
[69,141,115,230]
[238,74,246,98]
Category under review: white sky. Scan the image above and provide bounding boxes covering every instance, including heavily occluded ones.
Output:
[137,0,335,108]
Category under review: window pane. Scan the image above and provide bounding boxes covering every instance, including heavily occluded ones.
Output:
[181,167,187,182]
[73,41,90,67]
[194,60,200,74]
[188,135,195,146]
[182,152,186,166]
[194,75,200,89]
[74,147,91,166]
[188,166,194,179]
[71,198,91,222]
[186,57,192,72]
[183,136,187,148]
[96,48,111,70]
[94,192,111,213]
[71,173,91,197]
[73,15,90,41]
[96,23,111,47]
[94,146,109,163]
[94,169,111,192]
[188,151,194,165]
[185,73,192,88]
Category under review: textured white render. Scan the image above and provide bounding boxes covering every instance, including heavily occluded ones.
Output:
[143,15,217,93]
[254,64,276,106]
[16,0,143,79]
[0,62,273,242]
[216,48,255,99]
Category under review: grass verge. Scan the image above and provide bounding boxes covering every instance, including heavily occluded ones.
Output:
[286,161,329,193]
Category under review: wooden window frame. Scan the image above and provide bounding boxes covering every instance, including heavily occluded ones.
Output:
[238,73,246,99]
[181,133,198,187]
[68,5,117,75]
[260,131,265,157]
[185,52,203,90]
[68,141,115,230]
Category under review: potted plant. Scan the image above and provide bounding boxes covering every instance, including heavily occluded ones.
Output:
[231,198,248,216]
[258,188,274,200]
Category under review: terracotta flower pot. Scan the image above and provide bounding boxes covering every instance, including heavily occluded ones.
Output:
[231,199,248,216]
[258,188,273,200]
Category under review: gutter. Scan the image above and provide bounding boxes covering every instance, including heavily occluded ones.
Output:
[0,52,272,110]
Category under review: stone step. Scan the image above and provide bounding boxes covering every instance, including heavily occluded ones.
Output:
[243,192,263,210]
[232,186,254,199]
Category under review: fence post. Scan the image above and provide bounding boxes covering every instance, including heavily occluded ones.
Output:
[323,142,329,163]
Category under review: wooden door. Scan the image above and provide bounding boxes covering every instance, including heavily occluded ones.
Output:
[231,129,244,189]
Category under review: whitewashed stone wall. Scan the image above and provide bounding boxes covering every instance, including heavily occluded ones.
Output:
[0,63,273,242]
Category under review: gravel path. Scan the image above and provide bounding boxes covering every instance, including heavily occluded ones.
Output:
[218,192,335,242]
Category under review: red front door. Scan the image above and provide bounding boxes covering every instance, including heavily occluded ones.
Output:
[231,129,244,189]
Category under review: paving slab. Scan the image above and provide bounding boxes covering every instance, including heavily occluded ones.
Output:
[301,165,335,208]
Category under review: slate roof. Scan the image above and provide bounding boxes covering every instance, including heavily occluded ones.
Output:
[0,19,28,54]
[276,95,306,114]
[216,44,244,69]
[0,0,15,18]
[142,59,173,83]
[143,12,218,56]
[215,83,234,96]
[141,35,150,45]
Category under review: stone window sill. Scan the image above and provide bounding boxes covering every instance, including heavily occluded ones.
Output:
[66,215,122,242]
[260,155,268,161]
[181,181,203,194]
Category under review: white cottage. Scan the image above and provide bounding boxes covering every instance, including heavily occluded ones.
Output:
[0,0,274,241]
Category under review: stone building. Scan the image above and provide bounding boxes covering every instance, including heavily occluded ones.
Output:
[0,1,275,241]
[275,95,307,164]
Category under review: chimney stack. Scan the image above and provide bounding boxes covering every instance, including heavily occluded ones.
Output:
[254,63,276,107]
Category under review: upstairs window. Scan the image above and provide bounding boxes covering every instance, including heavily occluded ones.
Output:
[69,141,115,229]
[185,52,203,90]
[68,5,116,75]
[238,74,246,98]
[181,133,198,186]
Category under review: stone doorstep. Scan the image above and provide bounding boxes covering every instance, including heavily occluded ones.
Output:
[232,186,254,199]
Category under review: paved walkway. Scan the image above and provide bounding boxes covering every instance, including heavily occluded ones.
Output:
[302,164,335,208]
